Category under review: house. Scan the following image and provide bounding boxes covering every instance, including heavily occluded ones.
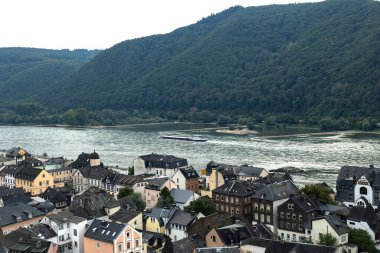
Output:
[44,157,72,170]
[70,187,120,219]
[251,180,299,233]
[144,206,180,234]
[0,186,26,206]
[6,147,31,163]
[0,172,5,187]
[187,212,238,239]
[277,194,318,242]
[347,197,380,242]
[3,227,57,253]
[336,165,380,208]
[170,188,200,210]
[84,219,143,253]
[144,177,177,208]
[72,166,109,193]
[109,208,143,230]
[172,234,206,253]
[18,157,44,168]
[40,210,87,253]
[41,187,72,209]
[2,165,23,188]
[212,180,263,220]
[102,171,149,197]
[305,215,349,246]
[172,166,200,194]
[205,223,254,248]
[141,231,165,253]
[233,165,269,181]
[48,167,75,188]
[71,151,103,169]
[133,153,188,177]
[166,210,201,241]
[15,166,54,196]
[240,237,339,253]
[0,202,45,235]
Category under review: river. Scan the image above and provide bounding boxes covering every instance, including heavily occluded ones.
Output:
[0,124,379,188]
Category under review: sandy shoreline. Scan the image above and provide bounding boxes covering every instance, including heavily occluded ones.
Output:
[216,128,258,135]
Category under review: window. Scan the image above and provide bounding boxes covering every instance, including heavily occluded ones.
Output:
[298,224,303,231]
[254,213,258,220]
[292,214,296,220]
[288,204,294,209]
[216,195,219,200]
[266,204,270,212]
[292,234,296,241]
[260,204,264,211]
[127,242,130,249]
[127,232,130,237]
[281,233,284,239]
[280,221,284,227]
[211,235,216,242]
[286,213,290,219]
[286,222,290,229]
[298,215,302,221]
[136,239,139,247]
[73,229,77,236]
[97,243,100,249]
[292,223,296,230]
[287,234,290,240]
[236,209,239,214]
[118,244,122,252]
[360,187,367,195]
[260,214,264,222]
[266,215,271,223]
[280,212,284,218]
[254,203,258,210]
[349,221,355,225]
[236,199,239,204]
[74,241,78,248]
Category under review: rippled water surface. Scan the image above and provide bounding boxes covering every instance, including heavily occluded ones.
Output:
[0,124,379,188]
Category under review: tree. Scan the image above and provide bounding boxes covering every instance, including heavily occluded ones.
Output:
[156,187,174,208]
[131,192,146,211]
[128,166,134,175]
[184,197,216,216]
[349,228,380,253]
[64,108,89,126]
[117,186,133,199]
[300,184,335,204]
[319,232,336,246]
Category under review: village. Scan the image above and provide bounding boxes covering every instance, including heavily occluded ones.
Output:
[0,146,377,253]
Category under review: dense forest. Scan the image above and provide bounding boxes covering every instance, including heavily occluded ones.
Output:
[0,0,379,129]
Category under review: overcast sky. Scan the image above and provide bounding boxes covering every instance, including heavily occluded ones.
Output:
[0,0,323,50]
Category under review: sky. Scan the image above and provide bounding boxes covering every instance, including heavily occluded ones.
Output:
[0,0,323,50]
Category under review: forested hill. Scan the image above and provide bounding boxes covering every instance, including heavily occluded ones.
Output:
[43,0,380,119]
[0,48,100,105]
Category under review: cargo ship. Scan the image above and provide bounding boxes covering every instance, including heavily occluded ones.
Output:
[160,134,207,142]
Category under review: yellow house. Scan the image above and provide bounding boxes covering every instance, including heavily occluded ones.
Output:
[48,167,75,187]
[15,167,54,196]
[145,207,178,234]
[201,167,225,198]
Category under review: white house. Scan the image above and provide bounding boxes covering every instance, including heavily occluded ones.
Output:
[166,211,203,241]
[41,210,88,253]
[133,153,188,177]
[305,215,349,246]
[1,165,23,189]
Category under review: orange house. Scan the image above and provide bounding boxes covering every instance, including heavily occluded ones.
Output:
[84,219,143,253]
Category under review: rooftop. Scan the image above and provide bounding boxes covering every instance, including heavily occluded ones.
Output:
[84,219,126,243]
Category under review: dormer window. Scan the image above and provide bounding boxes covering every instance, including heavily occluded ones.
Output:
[360,187,367,195]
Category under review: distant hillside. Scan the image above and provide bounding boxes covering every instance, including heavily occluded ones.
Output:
[0,48,100,105]
[32,1,380,120]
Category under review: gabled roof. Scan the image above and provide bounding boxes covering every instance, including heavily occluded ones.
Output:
[109,208,141,224]
[1,165,24,176]
[234,165,266,177]
[213,180,263,197]
[77,166,109,180]
[337,165,371,182]
[28,223,57,239]
[241,237,336,253]
[170,188,197,204]
[0,202,44,226]
[167,210,198,227]
[178,166,199,179]
[47,210,86,224]
[0,187,25,200]
[84,219,126,243]
[44,157,68,165]
[318,203,350,217]
[15,166,43,181]
[6,147,31,158]
[4,228,52,253]
[104,171,146,186]
[173,234,206,253]
[253,223,275,239]
[139,153,188,169]
[145,177,168,190]
[348,198,377,226]
[306,214,348,235]
[215,223,254,246]
[42,187,70,204]
[144,206,180,226]
[285,194,317,213]
[252,180,299,201]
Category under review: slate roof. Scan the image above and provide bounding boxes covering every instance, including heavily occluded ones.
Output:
[0,202,44,226]
[289,194,316,212]
[47,210,87,224]
[178,166,199,179]
[337,165,371,181]
[4,194,32,205]
[4,228,52,253]
[173,234,206,253]
[71,152,102,168]
[253,223,275,239]
[318,203,350,217]
[305,214,348,235]
[215,223,254,246]
[196,246,240,253]
[18,158,43,167]
[70,187,120,219]
[139,153,188,169]
[28,223,57,239]
[77,166,109,180]
[44,157,68,166]
[1,165,24,176]
[241,237,336,253]
[0,187,25,201]
[234,165,266,177]
[35,200,56,213]
[348,198,377,229]
[145,177,168,190]
[109,208,141,224]
[252,180,299,201]
[213,180,263,197]
[42,187,70,206]
[84,219,126,243]
[118,196,138,211]
[170,188,197,204]
[144,207,179,226]
[6,147,31,158]
[15,166,43,181]
[166,210,197,228]
[103,171,146,186]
